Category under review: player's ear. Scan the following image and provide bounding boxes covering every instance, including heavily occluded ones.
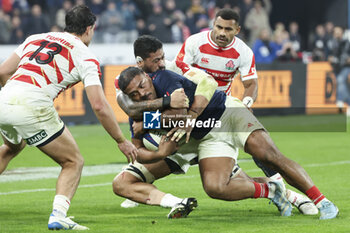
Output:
[235,25,241,34]
[136,56,144,67]
[86,25,94,36]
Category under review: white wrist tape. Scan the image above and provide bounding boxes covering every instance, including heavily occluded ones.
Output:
[242,96,254,108]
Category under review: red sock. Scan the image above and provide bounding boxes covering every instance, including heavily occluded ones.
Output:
[305,185,325,205]
[253,182,269,198]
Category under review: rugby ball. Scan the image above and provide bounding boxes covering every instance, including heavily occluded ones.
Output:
[142,130,167,151]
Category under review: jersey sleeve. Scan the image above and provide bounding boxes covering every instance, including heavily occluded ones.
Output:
[239,45,258,81]
[175,36,196,66]
[78,52,102,87]
[166,59,191,75]
[14,35,36,57]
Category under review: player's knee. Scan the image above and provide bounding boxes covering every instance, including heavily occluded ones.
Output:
[112,172,129,196]
[112,176,122,195]
[61,152,84,171]
[202,178,227,199]
[75,154,84,169]
[71,152,84,168]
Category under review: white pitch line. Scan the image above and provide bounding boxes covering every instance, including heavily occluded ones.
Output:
[0,183,111,195]
[0,164,125,183]
[0,160,250,183]
[1,160,349,196]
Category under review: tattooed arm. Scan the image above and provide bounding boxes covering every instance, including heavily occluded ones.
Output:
[117,88,189,120]
[117,93,163,120]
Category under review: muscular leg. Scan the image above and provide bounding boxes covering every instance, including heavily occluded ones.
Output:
[113,160,172,205]
[252,157,279,177]
[0,135,26,174]
[199,157,257,201]
[245,129,314,193]
[244,129,339,220]
[38,126,84,200]
[113,160,198,219]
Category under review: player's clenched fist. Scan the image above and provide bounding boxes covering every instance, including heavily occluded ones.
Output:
[170,88,189,108]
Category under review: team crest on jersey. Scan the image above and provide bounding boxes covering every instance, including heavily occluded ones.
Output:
[201,57,209,64]
[225,60,235,70]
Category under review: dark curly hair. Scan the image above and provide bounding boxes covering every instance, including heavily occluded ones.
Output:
[118,67,144,93]
[64,5,96,35]
[215,8,240,25]
[133,35,163,59]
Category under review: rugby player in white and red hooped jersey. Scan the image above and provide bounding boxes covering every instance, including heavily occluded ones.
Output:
[175,8,257,106]
[175,8,319,215]
[0,5,137,230]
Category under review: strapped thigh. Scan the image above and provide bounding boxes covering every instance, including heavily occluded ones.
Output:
[122,161,156,184]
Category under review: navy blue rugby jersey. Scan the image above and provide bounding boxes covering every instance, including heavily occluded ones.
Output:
[148,70,226,139]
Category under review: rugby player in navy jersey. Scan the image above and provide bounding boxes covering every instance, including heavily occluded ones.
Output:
[115,66,338,220]
[116,35,319,215]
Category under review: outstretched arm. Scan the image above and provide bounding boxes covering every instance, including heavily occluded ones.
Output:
[86,85,138,163]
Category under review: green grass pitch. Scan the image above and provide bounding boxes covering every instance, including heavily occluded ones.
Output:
[0,115,349,233]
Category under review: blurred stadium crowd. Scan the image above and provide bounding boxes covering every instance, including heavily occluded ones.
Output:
[0,0,350,109]
[0,0,348,61]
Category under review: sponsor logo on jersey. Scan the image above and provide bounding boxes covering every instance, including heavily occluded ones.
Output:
[225,60,235,70]
[143,110,161,129]
[26,130,48,145]
[201,57,209,64]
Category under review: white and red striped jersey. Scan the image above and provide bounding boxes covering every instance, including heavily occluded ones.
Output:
[11,32,101,100]
[175,31,257,94]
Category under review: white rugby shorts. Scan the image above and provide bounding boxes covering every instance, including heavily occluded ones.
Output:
[0,81,64,147]
[197,96,265,161]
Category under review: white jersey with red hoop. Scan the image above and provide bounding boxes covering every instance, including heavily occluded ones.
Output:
[175,31,257,95]
[12,32,102,100]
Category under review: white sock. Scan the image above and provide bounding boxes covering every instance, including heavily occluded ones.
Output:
[160,194,182,208]
[52,195,70,217]
[267,182,276,199]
